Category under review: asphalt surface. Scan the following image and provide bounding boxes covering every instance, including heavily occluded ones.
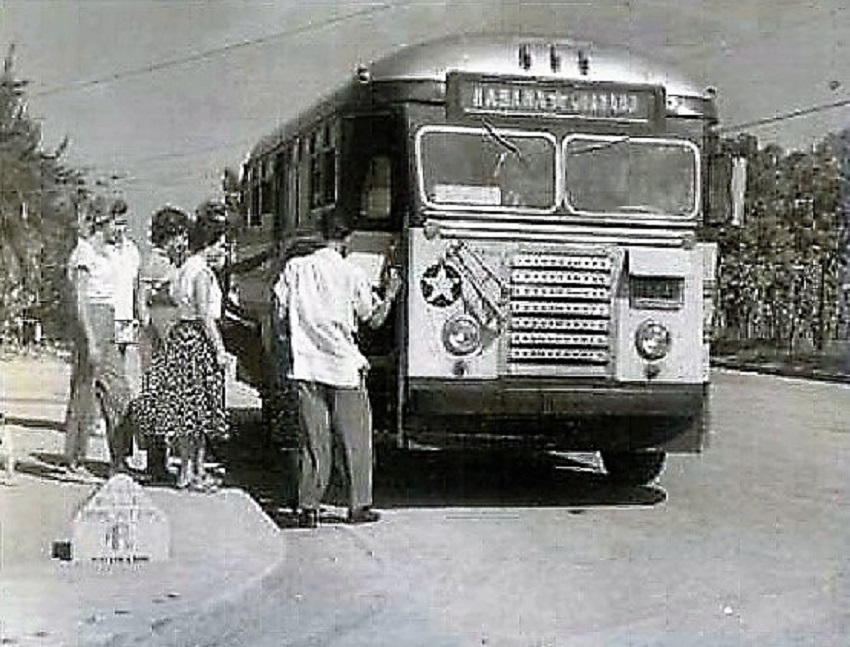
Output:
[130,369,850,646]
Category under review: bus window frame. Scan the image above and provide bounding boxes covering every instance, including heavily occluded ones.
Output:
[260,156,275,225]
[562,133,701,220]
[246,161,262,228]
[287,141,300,229]
[414,124,560,215]
[308,119,339,214]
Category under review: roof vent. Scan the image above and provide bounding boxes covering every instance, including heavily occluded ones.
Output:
[518,44,532,71]
[549,45,561,73]
[577,50,590,76]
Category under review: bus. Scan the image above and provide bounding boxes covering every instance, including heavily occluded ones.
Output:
[224,33,735,486]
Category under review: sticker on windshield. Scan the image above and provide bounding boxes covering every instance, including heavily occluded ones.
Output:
[433,184,501,206]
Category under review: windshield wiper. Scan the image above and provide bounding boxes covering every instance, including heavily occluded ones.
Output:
[480,118,525,162]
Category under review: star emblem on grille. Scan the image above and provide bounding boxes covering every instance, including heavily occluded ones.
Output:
[420,262,462,307]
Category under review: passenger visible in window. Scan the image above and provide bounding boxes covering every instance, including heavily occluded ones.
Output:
[360,156,392,222]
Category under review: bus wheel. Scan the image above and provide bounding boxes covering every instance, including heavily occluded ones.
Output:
[600,451,666,486]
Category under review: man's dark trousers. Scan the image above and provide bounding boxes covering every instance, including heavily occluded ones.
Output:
[296,380,372,511]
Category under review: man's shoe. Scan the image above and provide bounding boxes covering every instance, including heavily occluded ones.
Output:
[297,508,319,529]
[347,507,380,524]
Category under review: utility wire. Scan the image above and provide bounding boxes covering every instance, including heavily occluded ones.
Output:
[31,1,410,98]
[113,137,258,166]
[116,94,850,171]
[716,96,850,133]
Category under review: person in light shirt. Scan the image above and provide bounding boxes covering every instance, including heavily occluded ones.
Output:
[136,201,229,491]
[63,198,93,471]
[272,213,401,528]
[134,205,190,483]
[106,198,142,396]
[64,196,133,479]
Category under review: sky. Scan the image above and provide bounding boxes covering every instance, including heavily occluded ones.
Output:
[1,0,848,239]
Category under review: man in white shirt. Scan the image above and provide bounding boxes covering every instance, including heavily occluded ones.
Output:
[273,216,401,527]
[107,198,143,397]
[65,196,133,478]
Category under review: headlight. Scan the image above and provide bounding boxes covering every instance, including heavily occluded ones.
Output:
[635,320,671,360]
[442,315,481,356]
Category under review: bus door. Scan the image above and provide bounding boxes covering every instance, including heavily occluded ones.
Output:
[340,113,407,434]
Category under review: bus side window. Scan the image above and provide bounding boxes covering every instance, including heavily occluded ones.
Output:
[298,137,312,224]
[287,143,299,229]
[248,163,262,227]
[361,155,392,221]
[274,151,287,237]
[254,157,274,228]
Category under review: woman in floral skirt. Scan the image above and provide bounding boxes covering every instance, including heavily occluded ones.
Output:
[138,201,229,491]
[135,205,190,481]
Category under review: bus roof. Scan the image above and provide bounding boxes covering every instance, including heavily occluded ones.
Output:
[248,33,711,161]
[369,33,709,98]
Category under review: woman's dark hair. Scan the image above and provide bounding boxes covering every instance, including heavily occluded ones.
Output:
[150,206,189,248]
[189,200,228,252]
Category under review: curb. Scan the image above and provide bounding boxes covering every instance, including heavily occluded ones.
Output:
[711,359,850,385]
[86,490,286,647]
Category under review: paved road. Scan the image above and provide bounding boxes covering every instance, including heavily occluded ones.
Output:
[138,370,850,646]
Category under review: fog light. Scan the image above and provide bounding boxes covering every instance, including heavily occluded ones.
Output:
[635,320,671,360]
[442,315,481,356]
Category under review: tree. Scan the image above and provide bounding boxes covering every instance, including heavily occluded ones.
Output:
[715,131,843,354]
[0,44,84,340]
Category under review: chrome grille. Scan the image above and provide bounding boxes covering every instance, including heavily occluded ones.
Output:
[508,250,612,375]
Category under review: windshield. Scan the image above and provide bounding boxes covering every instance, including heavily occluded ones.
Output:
[564,136,699,217]
[417,125,557,211]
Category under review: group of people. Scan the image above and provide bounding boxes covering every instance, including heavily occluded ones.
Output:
[65,193,402,524]
[64,196,229,492]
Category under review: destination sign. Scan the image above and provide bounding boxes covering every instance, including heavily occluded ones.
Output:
[451,76,658,123]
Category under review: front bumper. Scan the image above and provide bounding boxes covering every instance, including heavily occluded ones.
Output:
[404,378,709,451]
[408,378,706,417]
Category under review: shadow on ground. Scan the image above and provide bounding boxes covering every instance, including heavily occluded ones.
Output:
[222,408,667,530]
[3,414,65,431]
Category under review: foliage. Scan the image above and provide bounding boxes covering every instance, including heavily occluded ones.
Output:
[714,130,846,353]
[0,45,86,340]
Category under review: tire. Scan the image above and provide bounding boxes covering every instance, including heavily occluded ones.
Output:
[600,451,666,486]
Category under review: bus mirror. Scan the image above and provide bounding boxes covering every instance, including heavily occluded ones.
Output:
[706,153,747,227]
[729,156,747,227]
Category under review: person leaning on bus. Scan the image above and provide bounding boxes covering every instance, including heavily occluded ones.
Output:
[272,212,402,528]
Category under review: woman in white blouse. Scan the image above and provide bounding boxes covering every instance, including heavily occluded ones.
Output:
[139,201,229,491]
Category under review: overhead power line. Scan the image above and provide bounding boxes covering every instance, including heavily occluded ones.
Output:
[31,1,411,98]
[100,94,850,180]
[716,96,850,134]
[115,94,850,171]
